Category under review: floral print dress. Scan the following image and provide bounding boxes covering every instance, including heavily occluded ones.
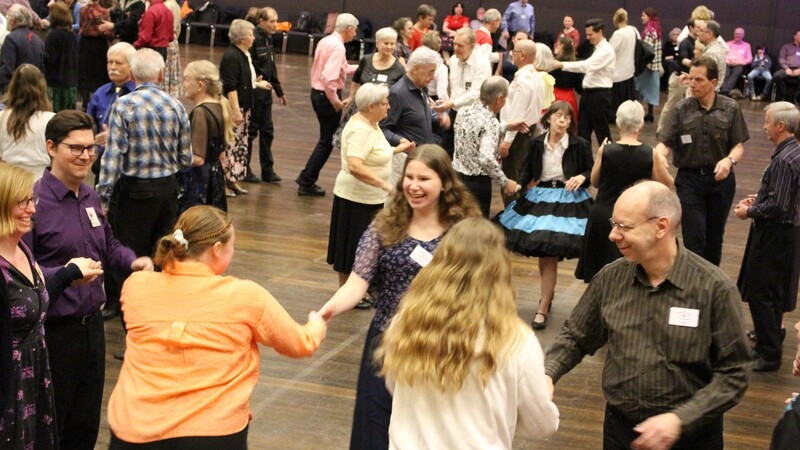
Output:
[0,244,56,450]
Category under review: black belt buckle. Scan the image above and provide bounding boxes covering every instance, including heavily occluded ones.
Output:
[80,311,98,325]
[549,180,559,187]
[699,166,713,176]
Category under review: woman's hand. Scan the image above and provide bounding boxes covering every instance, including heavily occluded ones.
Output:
[564,175,585,191]
[68,258,103,285]
[395,140,416,154]
[307,311,328,340]
[232,109,244,126]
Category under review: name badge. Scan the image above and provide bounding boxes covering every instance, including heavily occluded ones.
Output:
[796,51,800,56]
[520,14,526,19]
[680,134,692,144]
[465,81,472,90]
[409,245,433,267]
[85,207,101,228]
[375,74,388,83]
[668,307,699,328]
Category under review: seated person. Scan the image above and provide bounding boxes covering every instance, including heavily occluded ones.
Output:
[747,45,773,100]
[720,27,752,95]
[774,30,800,102]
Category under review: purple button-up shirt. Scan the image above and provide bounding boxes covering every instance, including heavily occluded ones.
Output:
[24,169,136,318]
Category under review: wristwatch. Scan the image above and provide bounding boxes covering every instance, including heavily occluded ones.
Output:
[728,157,737,166]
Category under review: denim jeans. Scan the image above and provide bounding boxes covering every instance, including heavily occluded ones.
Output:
[746,68,773,97]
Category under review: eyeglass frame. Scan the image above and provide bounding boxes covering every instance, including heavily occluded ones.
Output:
[16,193,39,210]
[608,216,660,232]
[60,142,99,157]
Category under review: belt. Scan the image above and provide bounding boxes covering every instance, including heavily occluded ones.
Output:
[680,166,717,176]
[538,180,566,188]
[46,310,101,326]
[119,174,176,185]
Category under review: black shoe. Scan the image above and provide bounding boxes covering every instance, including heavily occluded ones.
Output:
[355,298,373,309]
[644,114,655,123]
[746,328,787,342]
[113,351,125,361]
[298,184,325,196]
[262,173,282,183]
[102,307,120,321]
[243,173,261,183]
[753,357,781,372]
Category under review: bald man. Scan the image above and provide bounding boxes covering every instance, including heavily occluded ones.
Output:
[546,181,750,450]
[498,39,544,205]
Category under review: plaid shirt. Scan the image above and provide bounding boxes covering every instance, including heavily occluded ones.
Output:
[98,82,192,201]
[643,29,663,71]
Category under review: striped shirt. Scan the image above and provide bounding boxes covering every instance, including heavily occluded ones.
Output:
[749,137,800,225]
[545,242,751,429]
[98,82,192,201]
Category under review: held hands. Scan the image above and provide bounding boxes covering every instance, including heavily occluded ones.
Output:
[503,179,521,196]
[564,175,586,191]
[130,256,154,272]
[69,258,103,285]
[307,311,328,340]
[713,157,733,181]
[506,119,530,134]
[631,413,682,450]
[340,98,353,111]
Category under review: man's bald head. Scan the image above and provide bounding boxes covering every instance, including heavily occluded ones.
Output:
[515,39,537,65]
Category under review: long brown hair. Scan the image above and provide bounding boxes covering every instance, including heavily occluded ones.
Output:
[2,64,51,142]
[374,145,480,246]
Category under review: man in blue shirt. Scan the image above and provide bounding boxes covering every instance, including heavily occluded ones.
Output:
[501,0,534,40]
[27,110,153,450]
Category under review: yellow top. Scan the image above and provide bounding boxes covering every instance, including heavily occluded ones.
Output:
[107,260,325,443]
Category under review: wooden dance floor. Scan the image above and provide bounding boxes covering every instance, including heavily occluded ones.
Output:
[94,44,799,449]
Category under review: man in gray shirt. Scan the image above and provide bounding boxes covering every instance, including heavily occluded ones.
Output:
[546,180,750,450]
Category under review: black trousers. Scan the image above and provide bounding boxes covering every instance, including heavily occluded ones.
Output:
[349,322,391,450]
[773,69,799,102]
[675,168,736,266]
[297,89,340,187]
[110,425,248,450]
[441,109,458,159]
[603,404,723,450]
[247,89,276,178]
[105,175,179,314]
[45,314,105,450]
[578,87,612,147]
[739,222,795,361]
[459,173,492,217]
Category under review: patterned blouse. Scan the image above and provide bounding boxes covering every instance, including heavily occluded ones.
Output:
[452,102,509,185]
[353,223,443,331]
[79,2,112,38]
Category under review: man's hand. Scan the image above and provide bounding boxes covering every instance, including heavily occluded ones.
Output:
[631,413,681,450]
[278,96,287,106]
[433,100,454,113]
[130,256,154,272]
[98,21,114,33]
[713,157,733,181]
[733,201,750,220]
[498,141,512,158]
[506,119,530,134]
[95,124,109,146]
[69,258,103,285]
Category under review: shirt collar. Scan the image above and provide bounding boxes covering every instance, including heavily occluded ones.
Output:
[38,168,90,202]
[166,260,217,277]
[773,137,800,159]
[135,81,161,91]
[544,132,569,151]
[632,239,688,290]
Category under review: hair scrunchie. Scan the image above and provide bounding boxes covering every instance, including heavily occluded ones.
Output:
[173,229,189,250]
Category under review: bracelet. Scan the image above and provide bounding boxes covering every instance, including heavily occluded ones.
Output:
[728,156,737,166]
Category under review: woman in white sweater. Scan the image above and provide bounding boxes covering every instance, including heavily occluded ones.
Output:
[376,217,559,449]
[609,8,638,119]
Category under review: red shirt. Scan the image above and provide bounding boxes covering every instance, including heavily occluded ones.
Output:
[444,15,470,32]
[408,26,428,51]
[133,0,174,49]
[475,28,492,46]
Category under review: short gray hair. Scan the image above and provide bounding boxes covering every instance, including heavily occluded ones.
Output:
[107,42,137,64]
[355,83,389,112]
[483,8,501,24]
[480,76,509,104]
[705,20,721,38]
[616,100,645,134]
[644,181,682,230]
[456,28,475,45]
[229,19,255,44]
[406,46,441,71]
[335,13,359,32]
[533,43,553,71]
[7,4,31,27]
[131,48,165,81]
[765,102,800,133]
[375,27,397,44]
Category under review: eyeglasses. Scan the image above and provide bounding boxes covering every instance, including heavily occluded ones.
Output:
[608,216,659,231]
[61,142,99,157]
[17,194,39,210]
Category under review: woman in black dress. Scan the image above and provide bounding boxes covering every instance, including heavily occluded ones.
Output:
[179,60,234,213]
[77,0,113,109]
[575,100,674,282]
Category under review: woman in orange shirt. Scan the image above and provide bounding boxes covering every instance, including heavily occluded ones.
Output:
[107,206,326,449]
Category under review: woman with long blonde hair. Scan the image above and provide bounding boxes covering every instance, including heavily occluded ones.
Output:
[376,218,559,448]
[318,144,481,449]
[180,60,235,212]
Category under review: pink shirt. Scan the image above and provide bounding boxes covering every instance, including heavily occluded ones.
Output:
[726,40,752,66]
[310,32,358,107]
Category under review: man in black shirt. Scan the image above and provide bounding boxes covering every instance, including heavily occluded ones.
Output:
[657,19,700,136]
[247,6,286,183]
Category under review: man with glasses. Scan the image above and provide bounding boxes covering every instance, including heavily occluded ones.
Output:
[656,56,748,266]
[546,180,750,450]
[25,110,153,450]
[696,20,727,92]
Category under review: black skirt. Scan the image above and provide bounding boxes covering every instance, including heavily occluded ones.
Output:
[327,195,382,273]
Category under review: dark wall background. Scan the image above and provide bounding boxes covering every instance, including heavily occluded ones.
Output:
[213,0,797,55]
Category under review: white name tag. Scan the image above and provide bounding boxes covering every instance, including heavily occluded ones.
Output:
[375,74,388,83]
[796,51,800,56]
[520,14,526,19]
[85,207,101,228]
[409,244,433,267]
[668,307,699,328]
[680,134,692,144]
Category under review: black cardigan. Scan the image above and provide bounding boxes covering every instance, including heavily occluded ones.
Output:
[519,133,594,188]
[220,44,254,110]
